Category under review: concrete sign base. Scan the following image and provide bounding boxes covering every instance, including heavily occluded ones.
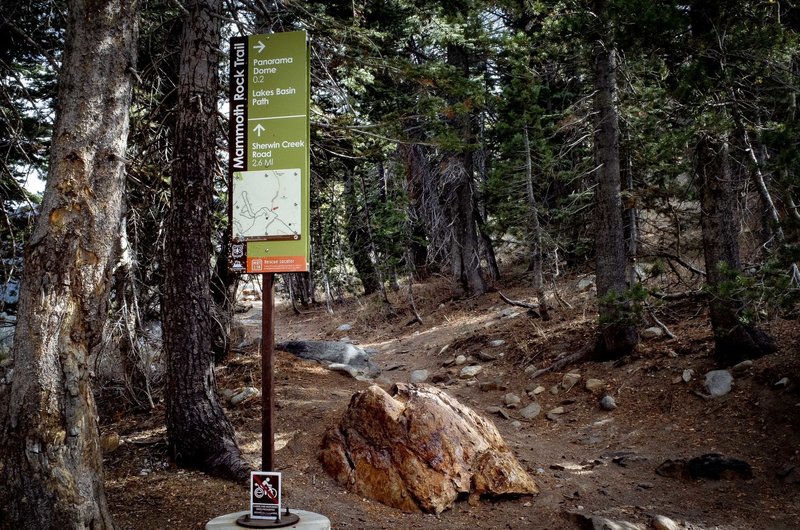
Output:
[206,509,330,530]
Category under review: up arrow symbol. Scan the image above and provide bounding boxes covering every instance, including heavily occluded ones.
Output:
[254,40,266,53]
[253,124,265,136]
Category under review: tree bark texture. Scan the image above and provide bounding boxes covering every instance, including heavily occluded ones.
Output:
[695,134,776,365]
[400,142,434,278]
[591,35,638,359]
[443,43,487,298]
[0,0,138,527]
[162,0,248,480]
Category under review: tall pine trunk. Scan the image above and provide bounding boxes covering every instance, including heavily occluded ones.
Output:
[0,0,138,526]
[444,43,487,298]
[523,127,549,320]
[591,27,639,359]
[695,134,776,365]
[162,0,248,479]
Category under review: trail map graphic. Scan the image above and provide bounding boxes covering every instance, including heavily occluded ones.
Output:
[233,169,302,241]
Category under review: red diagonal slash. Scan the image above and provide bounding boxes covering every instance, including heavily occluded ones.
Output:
[253,475,278,503]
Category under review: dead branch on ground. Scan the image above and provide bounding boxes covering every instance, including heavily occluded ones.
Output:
[498,291,542,318]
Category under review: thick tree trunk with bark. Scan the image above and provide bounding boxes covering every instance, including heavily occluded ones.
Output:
[162,0,248,480]
[444,43,487,298]
[0,1,138,527]
[444,156,487,297]
[695,135,776,365]
[591,34,639,359]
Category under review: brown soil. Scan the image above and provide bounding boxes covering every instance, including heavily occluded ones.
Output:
[103,271,800,529]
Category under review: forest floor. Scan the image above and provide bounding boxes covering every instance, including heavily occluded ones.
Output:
[103,269,800,529]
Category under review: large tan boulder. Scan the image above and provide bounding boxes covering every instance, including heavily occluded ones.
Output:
[319,383,538,513]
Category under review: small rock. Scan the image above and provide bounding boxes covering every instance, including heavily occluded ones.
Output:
[499,308,520,318]
[682,369,694,383]
[432,369,454,382]
[484,406,511,419]
[100,432,121,454]
[409,369,429,383]
[652,514,680,530]
[585,379,604,393]
[641,326,663,340]
[562,372,581,390]
[704,370,733,397]
[655,459,688,479]
[636,482,655,490]
[688,454,753,480]
[577,276,595,291]
[600,395,617,411]
[479,380,507,392]
[476,351,498,362]
[547,406,565,415]
[511,420,522,429]
[519,402,542,419]
[566,512,645,530]
[503,393,521,408]
[442,357,455,367]
[337,323,352,332]
[459,365,483,378]
[524,365,537,375]
[549,385,560,395]
[731,360,753,373]
[659,454,753,480]
[231,386,260,405]
[488,339,505,348]
[531,385,545,395]
[455,355,467,366]
[666,349,678,358]
[610,454,649,467]
[775,377,790,388]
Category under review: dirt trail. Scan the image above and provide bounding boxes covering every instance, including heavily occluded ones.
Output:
[105,277,800,529]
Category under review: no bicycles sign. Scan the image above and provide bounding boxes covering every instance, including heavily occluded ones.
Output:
[250,471,281,519]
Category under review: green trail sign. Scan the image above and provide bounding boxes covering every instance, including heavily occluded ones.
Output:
[228,31,310,274]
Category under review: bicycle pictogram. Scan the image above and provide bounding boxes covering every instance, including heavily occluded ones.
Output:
[253,478,277,501]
